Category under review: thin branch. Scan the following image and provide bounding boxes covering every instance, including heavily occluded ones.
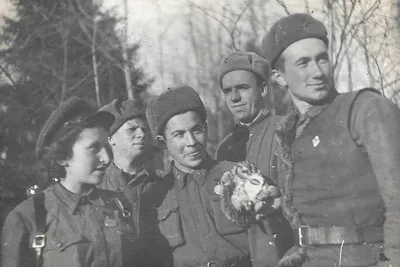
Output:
[0,64,17,89]
[382,78,400,90]
[333,0,380,79]
[231,1,252,41]
[276,0,290,15]
[188,0,239,50]
[332,0,357,72]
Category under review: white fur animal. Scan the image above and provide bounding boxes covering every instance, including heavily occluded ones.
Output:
[219,161,280,224]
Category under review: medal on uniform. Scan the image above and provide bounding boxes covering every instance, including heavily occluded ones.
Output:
[104,216,117,228]
[312,135,320,147]
[214,184,222,195]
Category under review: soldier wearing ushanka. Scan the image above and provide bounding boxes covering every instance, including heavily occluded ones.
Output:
[262,13,400,266]
[216,51,294,266]
[146,84,281,267]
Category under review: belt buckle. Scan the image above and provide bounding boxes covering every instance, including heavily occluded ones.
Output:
[32,234,45,248]
[207,260,218,267]
[298,225,310,247]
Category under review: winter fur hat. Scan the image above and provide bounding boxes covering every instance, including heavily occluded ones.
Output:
[146,84,207,137]
[100,99,146,135]
[262,13,328,68]
[218,51,270,88]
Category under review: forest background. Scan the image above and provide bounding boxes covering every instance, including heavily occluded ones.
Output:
[0,0,399,216]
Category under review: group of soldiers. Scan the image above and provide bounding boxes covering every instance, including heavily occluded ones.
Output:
[1,13,400,267]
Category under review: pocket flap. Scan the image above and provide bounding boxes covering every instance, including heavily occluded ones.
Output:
[44,233,89,252]
[157,206,179,221]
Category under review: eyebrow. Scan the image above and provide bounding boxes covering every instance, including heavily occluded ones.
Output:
[223,83,248,90]
[170,123,204,135]
[295,57,310,64]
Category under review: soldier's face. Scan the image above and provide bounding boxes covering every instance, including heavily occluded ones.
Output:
[222,70,266,123]
[64,127,111,187]
[109,117,150,161]
[162,111,208,173]
[273,38,333,105]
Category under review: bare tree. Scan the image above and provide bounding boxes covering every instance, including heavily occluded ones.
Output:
[92,9,101,107]
[122,0,135,100]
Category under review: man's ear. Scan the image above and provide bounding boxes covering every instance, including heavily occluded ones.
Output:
[272,69,288,87]
[260,82,268,98]
[156,135,166,145]
[108,136,115,146]
[56,160,68,167]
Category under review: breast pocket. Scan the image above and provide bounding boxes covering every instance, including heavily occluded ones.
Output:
[208,195,247,236]
[42,233,91,267]
[156,205,185,248]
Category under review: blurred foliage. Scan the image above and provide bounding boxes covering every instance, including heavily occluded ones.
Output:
[0,0,153,201]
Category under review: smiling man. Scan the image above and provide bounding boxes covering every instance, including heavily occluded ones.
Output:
[98,99,165,266]
[262,13,400,266]
[146,84,281,267]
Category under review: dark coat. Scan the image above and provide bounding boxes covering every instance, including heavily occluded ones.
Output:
[216,110,294,265]
[97,163,168,266]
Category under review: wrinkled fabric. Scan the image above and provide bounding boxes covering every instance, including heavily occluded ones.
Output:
[152,158,253,267]
[98,163,168,266]
[215,109,294,265]
[1,183,136,267]
[278,89,400,266]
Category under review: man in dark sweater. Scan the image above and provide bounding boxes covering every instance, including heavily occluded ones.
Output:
[98,99,168,266]
[146,84,281,267]
[262,13,400,266]
[215,51,294,264]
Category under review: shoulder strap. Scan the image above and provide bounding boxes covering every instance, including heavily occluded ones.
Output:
[32,192,46,267]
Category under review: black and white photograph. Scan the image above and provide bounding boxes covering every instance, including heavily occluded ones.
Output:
[0,0,399,266]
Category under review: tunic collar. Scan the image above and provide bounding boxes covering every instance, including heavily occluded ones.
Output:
[108,162,150,187]
[53,182,107,214]
[238,108,270,128]
[171,155,213,189]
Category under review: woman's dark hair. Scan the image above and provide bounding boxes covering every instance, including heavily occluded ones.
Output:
[40,117,102,179]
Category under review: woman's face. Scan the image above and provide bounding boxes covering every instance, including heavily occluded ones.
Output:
[63,127,111,191]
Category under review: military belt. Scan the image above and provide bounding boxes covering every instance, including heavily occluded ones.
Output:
[296,225,384,246]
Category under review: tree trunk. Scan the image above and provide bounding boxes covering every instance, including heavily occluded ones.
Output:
[122,0,135,100]
[92,15,101,107]
[60,30,69,102]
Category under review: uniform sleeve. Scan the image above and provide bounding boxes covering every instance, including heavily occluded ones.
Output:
[350,91,400,265]
[1,210,33,267]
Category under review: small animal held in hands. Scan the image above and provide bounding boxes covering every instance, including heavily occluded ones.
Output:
[219,161,280,224]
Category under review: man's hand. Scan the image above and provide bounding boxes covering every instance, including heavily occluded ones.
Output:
[254,197,281,220]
